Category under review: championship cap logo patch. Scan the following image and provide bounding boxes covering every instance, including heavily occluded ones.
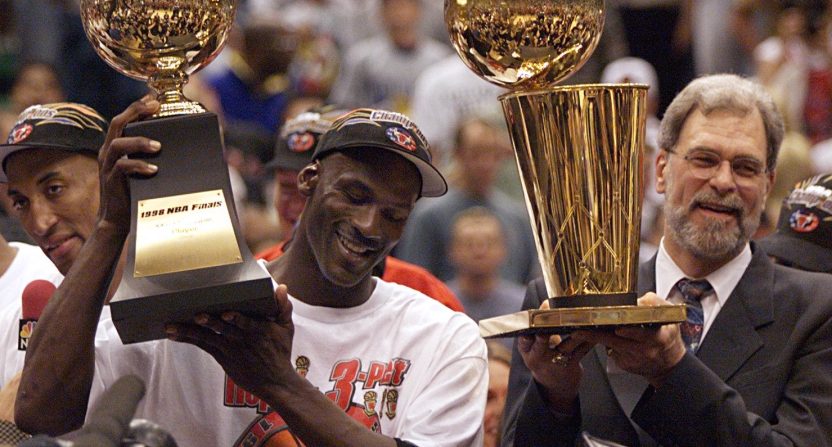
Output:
[386,127,416,152]
[8,124,33,144]
[288,132,315,153]
[790,209,819,233]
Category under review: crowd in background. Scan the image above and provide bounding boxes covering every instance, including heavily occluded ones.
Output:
[2,1,832,444]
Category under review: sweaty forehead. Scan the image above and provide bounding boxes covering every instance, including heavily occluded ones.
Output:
[6,149,96,186]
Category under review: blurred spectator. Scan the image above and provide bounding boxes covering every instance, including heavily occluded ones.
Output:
[693,0,753,75]
[753,6,811,134]
[484,340,511,447]
[803,11,832,144]
[613,0,695,115]
[812,137,832,173]
[565,2,630,86]
[396,117,539,284]
[19,1,146,119]
[410,55,505,168]
[732,0,827,64]
[222,122,277,253]
[288,31,341,98]
[0,62,64,136]
[764,132,814,228]
[758,173,832,273]
[447,207,524,347]
[246,0,377,51]
[601,57,661,150]
[206,21,298,137]
[328,0,449,114]
[0,0,18,97]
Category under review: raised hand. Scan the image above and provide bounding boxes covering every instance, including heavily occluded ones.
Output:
[96,96,161,232]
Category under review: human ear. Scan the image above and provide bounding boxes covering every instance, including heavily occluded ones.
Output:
[655,150,669,194]
[297,162,320,197]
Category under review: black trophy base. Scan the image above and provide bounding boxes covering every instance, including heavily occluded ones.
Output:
[109,112,276,344]
[110,260,275,344]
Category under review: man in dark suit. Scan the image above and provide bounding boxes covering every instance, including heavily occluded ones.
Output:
[501,74,832,447]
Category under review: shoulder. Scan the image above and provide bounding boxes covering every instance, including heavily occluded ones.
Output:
[376,279,478,335]
[489,191,530,220]
[771,264,832,311]
[7,242,62,284]
[346,36,387,57]
[382,257,462,310]
[414,56,459,86]
[419,38,452,59]
[413,193,459,216]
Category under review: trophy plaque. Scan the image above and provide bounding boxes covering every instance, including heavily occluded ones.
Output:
[445,0,686,337]
[81,0,275,343]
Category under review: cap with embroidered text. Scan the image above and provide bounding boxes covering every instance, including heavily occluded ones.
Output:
[313,108,447,197]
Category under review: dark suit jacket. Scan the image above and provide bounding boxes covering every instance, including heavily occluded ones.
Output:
[501,244,832,446]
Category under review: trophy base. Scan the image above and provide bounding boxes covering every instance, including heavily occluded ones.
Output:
[478,304,687,338]
[110,112,277,344]
[110,261,275,344]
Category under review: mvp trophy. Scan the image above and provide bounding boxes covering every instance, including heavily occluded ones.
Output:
[81,0,275,343]
[445,0,686,337]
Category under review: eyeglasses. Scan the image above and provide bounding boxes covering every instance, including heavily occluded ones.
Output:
[666,149,767,185]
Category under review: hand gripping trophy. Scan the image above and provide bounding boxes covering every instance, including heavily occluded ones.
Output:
[445,0,686,336]
[81,0,275,343]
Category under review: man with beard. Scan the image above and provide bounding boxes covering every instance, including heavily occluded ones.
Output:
[15,102,487,447]
[501,74,832,447]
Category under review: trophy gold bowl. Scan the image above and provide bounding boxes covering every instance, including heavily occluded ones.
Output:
[445,0,686,337]
[81,0,275,343]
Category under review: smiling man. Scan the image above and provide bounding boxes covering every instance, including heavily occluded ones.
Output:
[15,103,488,447]
[502,74,832,447]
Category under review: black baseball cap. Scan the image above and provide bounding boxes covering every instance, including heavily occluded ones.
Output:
[313,108,447,197]
[758,174,832,273]
[0,103,108,182]
[265,107,346,172]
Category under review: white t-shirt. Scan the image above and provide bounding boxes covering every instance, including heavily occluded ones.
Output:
[0,242,62,386]
[91,277,487,447]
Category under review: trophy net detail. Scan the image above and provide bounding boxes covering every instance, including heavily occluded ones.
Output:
[502,86,647,299]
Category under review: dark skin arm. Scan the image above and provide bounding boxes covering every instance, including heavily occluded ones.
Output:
[15,98,161,435]
[167,286,398,447]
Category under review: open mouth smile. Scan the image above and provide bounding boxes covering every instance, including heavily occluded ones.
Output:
[336,228,380,258]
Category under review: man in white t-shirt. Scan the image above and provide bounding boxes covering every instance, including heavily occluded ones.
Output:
[14,101,487,447]
[0,235,61,386]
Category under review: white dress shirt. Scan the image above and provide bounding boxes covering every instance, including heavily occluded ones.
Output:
[655,238,752,341]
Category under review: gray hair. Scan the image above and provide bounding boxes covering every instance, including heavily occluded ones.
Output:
[658,74,785,171]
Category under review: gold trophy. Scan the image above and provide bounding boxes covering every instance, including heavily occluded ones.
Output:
[81,0,275,343]
[445,0,686,337]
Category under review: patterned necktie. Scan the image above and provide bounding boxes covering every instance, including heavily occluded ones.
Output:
[676,278,713,353]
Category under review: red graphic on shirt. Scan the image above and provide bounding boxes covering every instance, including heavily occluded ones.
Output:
[230,356,411,447]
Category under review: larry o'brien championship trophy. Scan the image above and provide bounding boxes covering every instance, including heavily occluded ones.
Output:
[445,0,686,337]
[81,0,275,343]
